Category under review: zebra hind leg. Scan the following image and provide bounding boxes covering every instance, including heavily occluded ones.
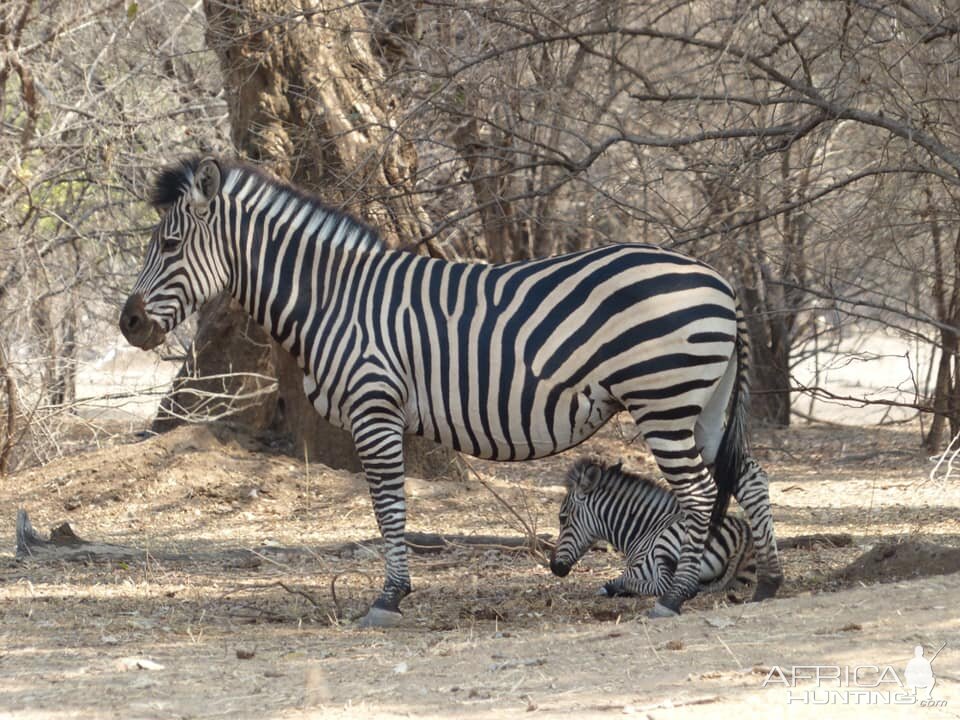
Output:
[735,458,783,601]
[643,435,716,617]
[352,417,412,628]
[697,517,753,595]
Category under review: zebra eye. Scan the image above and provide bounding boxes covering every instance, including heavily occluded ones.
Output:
[161,236,181,253]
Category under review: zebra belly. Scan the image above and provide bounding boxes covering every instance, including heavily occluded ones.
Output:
[302,372,347,428]
[698,556,725,583]
[550,383,622,452]
[435,382,621,461]
[302,361,614,460]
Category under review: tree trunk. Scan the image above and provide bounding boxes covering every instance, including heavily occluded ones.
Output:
[0,337,18,475]
[922,207,960,452]
[452,116,525,263]
[154,0,460,477]
[924,330,958,452]
[702,175,793,427]
[152,292,277,434]
[748,319,793,427]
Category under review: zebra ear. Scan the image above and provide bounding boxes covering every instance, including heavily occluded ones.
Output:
[578,464,603,495]
[189,157,221,213]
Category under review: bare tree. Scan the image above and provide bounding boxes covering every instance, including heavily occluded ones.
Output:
[378,0,960,433]
[0,0,228,471]
[7,0,960,473]
[155,0,459,476]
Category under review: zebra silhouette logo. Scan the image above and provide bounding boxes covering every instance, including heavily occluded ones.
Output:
[905,643,944,702]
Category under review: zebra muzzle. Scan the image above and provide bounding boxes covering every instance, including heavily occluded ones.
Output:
[549,555,572,578]
[119,294,166,351]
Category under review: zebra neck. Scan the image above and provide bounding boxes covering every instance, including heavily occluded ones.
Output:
[223,183,385,357]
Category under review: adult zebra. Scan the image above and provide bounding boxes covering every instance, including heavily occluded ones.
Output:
[119,156,783,624]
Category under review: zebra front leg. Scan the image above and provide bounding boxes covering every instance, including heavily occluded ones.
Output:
[735,459,783,601]
[602,565,665,598]
[604,532,677,597]
[352,415,411,628]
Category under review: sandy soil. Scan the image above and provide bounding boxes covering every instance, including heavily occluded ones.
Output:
[1,420,958,719]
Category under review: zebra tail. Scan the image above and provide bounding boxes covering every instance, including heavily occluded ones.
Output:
[699,536,747,594]
[702,520,755,594]
[709,300,751,532]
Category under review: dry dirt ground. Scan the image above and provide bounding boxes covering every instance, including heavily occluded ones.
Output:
[1,419,959,719]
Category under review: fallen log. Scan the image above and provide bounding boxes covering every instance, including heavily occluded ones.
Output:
[777,533,853,550]
[12,509,553,566]
[336,531,555,556]
[16,509,142,562]
[13,509,850,567]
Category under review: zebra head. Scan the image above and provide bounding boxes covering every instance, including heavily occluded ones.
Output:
[549,458,613,578]
[119,157,230,350]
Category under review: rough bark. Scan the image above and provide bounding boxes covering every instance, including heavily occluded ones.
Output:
[452,116,526,263]
[155,0,460,477]
[152,293,277,434]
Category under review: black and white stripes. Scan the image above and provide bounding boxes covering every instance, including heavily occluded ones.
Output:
[550,458,756,598]
[119,155,783,622]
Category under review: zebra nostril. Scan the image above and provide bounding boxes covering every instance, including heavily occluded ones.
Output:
[125,314,140,330]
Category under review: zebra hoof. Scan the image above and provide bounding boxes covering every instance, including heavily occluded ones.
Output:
[357,606,404,628]
[600,582,632,598]
[751,576,784,602]
[648,602,680,619]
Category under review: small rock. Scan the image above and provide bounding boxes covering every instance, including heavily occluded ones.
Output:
[704,616,735,629]
[129,675,158,690]
[236,648,256,660]
[393,661,409,674]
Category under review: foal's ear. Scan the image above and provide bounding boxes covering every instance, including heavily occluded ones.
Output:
[189,157,222,213]
[579,463,603,495]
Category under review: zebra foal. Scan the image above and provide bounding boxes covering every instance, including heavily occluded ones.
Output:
[550,458,756,598]
[119,156,782,625]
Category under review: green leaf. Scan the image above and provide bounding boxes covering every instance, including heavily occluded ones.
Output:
[127,2,138,20]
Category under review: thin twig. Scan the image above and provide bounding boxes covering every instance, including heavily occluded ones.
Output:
[329,569,376,620]
[459,456,549,565]
[716,634,744,670]
[639,618,666,667]
[277,581,322,609]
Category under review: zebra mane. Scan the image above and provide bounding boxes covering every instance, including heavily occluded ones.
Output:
[150,156,202,210]
[150,155,386,252]
[566,457,665,495]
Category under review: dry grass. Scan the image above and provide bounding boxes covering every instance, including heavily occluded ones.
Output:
[1,418,958,718]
